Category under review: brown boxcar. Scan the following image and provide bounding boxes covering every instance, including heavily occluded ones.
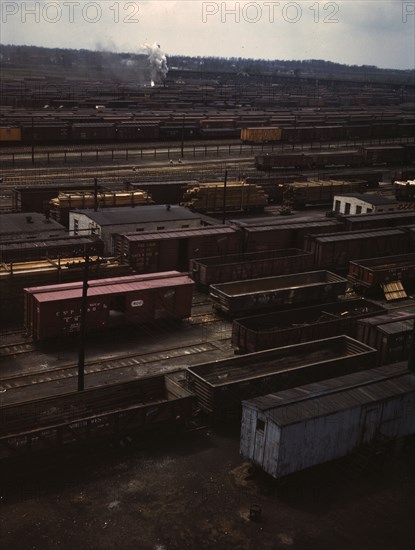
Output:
[114,226,242,273]
[190,248,313,287]
[24,271,194,340]
[356,310,415,365]
[356,309,415,348]
[348,253,415,289]
[209,270,348,316]
[126,180,198,205]
[186,336,376,418]
[232,298,387,353]
[342,211,415,231]
[242,220,343,252]
[363,146,404,165]
[304,228,409,270]
[12,183,106,214]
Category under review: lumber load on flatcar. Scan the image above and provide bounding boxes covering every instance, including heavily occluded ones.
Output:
[181,182,268,213]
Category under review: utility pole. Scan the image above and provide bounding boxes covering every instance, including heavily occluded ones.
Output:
[222,170,228,225]
[77,254,89,391]
[31,116,35,166]
[181,114,185,159]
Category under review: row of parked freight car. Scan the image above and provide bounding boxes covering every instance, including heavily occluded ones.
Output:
[1,119,414,145]
[3,209,415,330]
[4,209,415,270]
[255,143,415,170]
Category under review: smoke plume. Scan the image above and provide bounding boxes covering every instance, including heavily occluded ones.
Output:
[140,42,168,85]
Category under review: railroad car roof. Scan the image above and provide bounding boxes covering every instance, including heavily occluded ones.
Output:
[314,228,405,242]
[120,225,237,242]
[71,205,202,225]
[242,363,413,423]
[256,374,414,427]
[25,272,193,302]
[0,213,65,236]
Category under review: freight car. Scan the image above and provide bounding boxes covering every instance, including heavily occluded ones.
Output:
[114,226,242,273]
[0,126,21,142]
[304,228,410,271]
[244,174,307,203]
[255,150,363,170]
[1,256,130,328]
[232,299,386,353]
[240,127,282,144]
[341,210,415,231]
[363,145,405,165]
[348,253,415,293]
[209,270,348,316]
[24,271,194,341]
[283,180,364,209]
[255,144,413,171]
[12,183,107,214]
[356,310,415,365]
[181,182,268,213]
[190,248,313,287]
[126,180,198,205]
[50,190,153,209]
[186,335,376,420]
[240,363,414,479]
[327,170,383,189]
[0,373,194,456]
[367,319,414,365]
[394,179,415,201]
[0,235,104,263]
[242,220,344,252]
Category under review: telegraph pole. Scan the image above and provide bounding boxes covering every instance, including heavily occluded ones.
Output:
[222,170,228,225]
[78,254,89,391]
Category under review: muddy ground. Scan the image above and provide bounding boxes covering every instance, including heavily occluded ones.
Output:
[1,430,414,550]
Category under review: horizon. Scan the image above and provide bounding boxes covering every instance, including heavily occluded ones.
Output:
[0,1,414,71]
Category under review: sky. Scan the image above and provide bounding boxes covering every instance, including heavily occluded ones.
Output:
[1,0,414,70]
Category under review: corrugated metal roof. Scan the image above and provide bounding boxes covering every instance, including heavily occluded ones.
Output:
[0,236,97,251]
[29,273,193,303]
[72,205,201,226]
[121,225,236,242]
[0,213,65,235]
[244,364,408,412]
[377,319,413,335]
[316,228,404,243]
[266,372,414,426]
[245,221,338,233]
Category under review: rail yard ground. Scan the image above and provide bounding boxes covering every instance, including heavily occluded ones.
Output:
[1,427,414,550]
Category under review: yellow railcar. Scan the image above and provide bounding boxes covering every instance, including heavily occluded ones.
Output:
[0,126,22,142]
[241,127,282,144]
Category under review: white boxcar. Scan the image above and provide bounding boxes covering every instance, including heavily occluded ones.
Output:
[240,363,415,479]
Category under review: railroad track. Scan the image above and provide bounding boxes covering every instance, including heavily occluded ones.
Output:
[0,336,232,393]
[0,342,35,358]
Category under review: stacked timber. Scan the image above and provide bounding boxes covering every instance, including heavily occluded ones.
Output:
[181,182,268,213]
[50,190,153,209]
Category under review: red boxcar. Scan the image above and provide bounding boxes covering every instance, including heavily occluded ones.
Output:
[24,271,194,340]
